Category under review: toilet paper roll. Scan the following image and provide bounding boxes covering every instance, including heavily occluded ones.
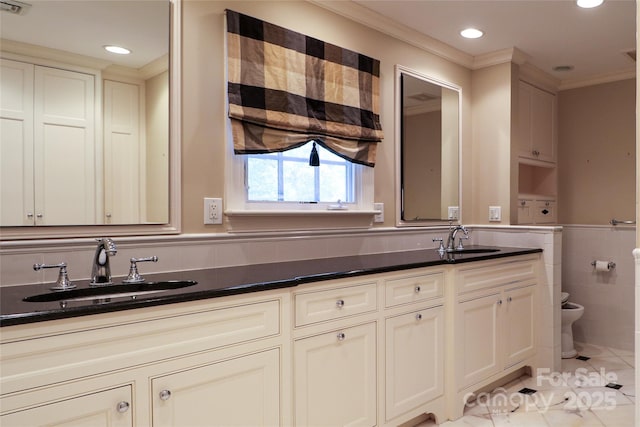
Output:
[594,260,611,272]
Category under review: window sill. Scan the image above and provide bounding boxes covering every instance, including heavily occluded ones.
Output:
[224,209,378,232]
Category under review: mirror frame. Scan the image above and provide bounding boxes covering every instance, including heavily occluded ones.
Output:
[1,0,181,240]
[394,64,462,227]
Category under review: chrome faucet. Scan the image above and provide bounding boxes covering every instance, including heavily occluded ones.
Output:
[446,225,468,252]
[90,238,117,286]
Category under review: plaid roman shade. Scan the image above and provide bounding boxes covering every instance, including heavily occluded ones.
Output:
[226,9,383,167]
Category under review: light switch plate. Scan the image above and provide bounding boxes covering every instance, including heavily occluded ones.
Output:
[448,206,459,220]
[373,202,384,223]
[489,206,502,222]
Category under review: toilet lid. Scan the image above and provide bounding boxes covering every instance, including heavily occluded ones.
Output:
[561,292,570,304]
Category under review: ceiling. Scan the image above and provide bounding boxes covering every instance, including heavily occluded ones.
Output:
[1,1,635,85]
[0,0,169,70]
[349,0,636,87]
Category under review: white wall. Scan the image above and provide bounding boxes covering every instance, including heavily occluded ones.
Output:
[562,225,635,351]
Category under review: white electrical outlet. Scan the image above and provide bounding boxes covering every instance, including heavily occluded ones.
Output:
[204,198,223,224]
[448,206,459,220]
[373,202,384,223]
[489,206,502,222]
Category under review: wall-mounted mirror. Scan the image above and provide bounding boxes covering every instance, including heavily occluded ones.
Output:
[0,0,180,238]
[395,65,461,225]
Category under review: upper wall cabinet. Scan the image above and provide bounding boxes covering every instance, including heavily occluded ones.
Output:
[516,80,558,225]
[517,81,557,165]
[0,59,97,226]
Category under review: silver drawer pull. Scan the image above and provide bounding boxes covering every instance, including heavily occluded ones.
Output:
[336,299,345,308]
[116,401,130,413]
[414,286,421,293]
[337,332,346,341]
[159,389,172,401]
[415,313,422,321]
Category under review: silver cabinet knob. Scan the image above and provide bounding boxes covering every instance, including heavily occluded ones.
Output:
[497,299,503,305]
[159,389,172,401]
[337,332,346,341]
[415,313,422,321]
[116,401,130,413]
[414,286,421,293]
[36,213,43,218]
[27,212,34,218]
[507,296,513,302]
[336,299,345,308]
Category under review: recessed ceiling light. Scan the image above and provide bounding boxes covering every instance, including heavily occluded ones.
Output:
[577,0,603,8]
[104,45,131,55]
[553,65,575,72]
[460,28,484,39]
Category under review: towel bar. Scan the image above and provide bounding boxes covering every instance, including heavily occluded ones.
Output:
[610,219,636,226]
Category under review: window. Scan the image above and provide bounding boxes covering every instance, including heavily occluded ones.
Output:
[226,132,374,214]
[225,11,380,220]
[246,143,354,204]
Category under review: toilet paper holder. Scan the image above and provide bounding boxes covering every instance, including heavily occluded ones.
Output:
[591,260,616,270]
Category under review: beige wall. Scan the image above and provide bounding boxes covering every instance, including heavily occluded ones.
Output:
[557,79,636,225]
[403,111,441,220]
[180,0,472,233]
[469,62,515,224]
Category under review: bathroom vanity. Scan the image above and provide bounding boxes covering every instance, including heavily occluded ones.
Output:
[0,247,542,426]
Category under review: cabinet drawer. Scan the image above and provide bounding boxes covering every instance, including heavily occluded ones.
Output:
[384,272,443,308]
[534,200,556,223]
[1,384,132,426]
[456,258,536,295]
[294,282,377,327]
[517,199,533,224]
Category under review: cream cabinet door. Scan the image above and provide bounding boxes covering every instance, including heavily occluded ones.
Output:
[518,81,556,164]
[504,284,537,368]
[456,292,502,389]
[1,385,132,427]
[385,306,444,421]
[517,80,533,159]
[152,349,280,427]
[530,87,556,163]
[34,65,96,225]
[294,322,377,427]
[0,59,34,226]
[103,80,142,224]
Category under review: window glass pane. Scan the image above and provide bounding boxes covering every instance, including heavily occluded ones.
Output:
[245,142,354,203]
[283,144,311,160]
[318,147,345,163]
[283,160,315,201]
[320,163,348,202]
[247,157,278,201]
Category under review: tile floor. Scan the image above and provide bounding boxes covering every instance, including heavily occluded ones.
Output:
[419,342,636,427]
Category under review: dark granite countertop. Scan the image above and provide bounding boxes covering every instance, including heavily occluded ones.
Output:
[0,246,542,327]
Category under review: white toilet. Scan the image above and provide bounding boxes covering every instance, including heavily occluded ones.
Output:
[561,292,585,359]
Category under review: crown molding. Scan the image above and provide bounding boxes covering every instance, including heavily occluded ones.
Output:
[404,100,441,116]
[472,47,530,70]
[558,68,636,91]
[0,38,111,70]
[519,62,561,93]
[308,0,474,69]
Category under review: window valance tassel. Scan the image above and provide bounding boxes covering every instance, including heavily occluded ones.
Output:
[309,142,320,167]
